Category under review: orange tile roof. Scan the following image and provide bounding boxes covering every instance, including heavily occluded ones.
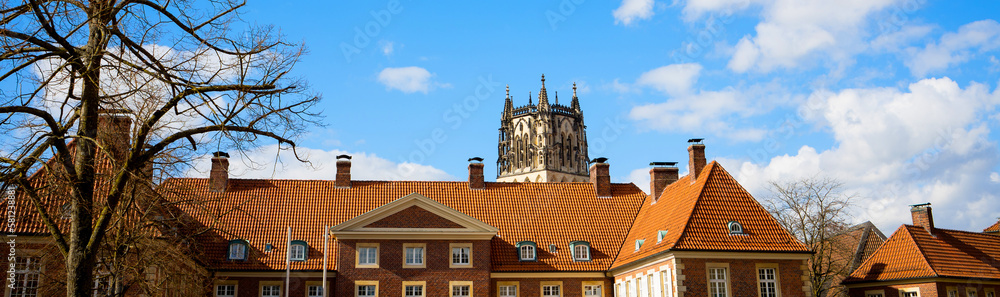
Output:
[159,179,646,272]
[844,225,1000,283]
[985,220,1000,233]
[611,161,810,269]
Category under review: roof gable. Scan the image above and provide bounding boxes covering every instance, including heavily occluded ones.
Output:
[364,205,464,228]
[985,220,999,234]
[846,225,1000,283]
[330,192,498,240]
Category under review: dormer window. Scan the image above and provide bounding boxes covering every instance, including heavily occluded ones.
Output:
[570,241,591,261]
[228,239,248,261]
[516,241,537,261]
[657,230,668,243]
[290,240,308,261]
[728,221,744,234]
[635,239,645,252]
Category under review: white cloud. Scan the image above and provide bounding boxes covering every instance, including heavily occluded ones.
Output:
[870,25,933,52]
[613,0,655,26]
[187,144,453,181]
[626,168,651,193]
[727,77,1000,230]
[991,172,1000,183]
[381,41,395,56]
[377,66,442,94]
[636,63,703,96]
[905,20,1000,77]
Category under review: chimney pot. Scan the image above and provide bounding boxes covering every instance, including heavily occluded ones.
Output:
[468,158,485,190]
[649,162,679,202]
[209,152,229,192]
[589,158,611,197]
[688,142,707,181]
[910,203,934,234]
[335,155,352,189]
[97,112,132,161]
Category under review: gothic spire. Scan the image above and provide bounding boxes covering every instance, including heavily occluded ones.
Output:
[571,82,581,111]
[503,84,513,119]
[538,74,549,109]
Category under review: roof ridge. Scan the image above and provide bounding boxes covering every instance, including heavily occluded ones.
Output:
[670,161,717,250]
[902,225,939,278]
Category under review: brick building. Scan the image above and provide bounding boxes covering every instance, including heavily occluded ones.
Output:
[842,204,1000,297]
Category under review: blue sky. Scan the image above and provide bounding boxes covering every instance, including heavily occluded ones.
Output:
[206,0,1000,232]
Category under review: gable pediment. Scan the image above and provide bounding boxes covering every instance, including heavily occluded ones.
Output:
[330,192,498,240]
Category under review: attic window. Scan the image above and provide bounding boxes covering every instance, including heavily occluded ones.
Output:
[728,221,744,234]
[570,241,591,261]
[227,239,248,261]
[657,230,668,243]
[549,244,557,253]
[290,240,308,261]
[516,241,537,261]
[634,239,645,252]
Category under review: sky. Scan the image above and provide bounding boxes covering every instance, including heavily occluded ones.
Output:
[189,0,1000,233]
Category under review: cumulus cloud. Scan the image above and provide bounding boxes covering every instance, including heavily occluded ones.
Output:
[377,66,446,94]
[187,144,453,181]
[905,20,1000,77]
[613,0,655,26]
[636,63,703,96]
[725,77,1000,230]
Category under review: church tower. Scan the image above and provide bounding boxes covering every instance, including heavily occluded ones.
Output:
[497,75,590,182]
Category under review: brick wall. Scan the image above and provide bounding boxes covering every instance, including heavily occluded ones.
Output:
[335,239,491,296]
[492,277,613,296]
[848,281,1000,297]
[677,258,806,297]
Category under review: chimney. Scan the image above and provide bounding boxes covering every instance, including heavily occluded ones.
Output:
[910,203,934,234]
[335,155,352,189]
[97,110,132,161]
[589,157,611,197]
[649,162,679,202]
[209,151,230,192]
[687,138,706,181]
[468,157,485,190]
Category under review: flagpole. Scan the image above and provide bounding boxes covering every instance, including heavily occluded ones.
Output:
[286,226,291,297]
[322,225,329,297]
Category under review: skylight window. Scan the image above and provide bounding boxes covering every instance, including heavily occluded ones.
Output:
[728,221,744,234]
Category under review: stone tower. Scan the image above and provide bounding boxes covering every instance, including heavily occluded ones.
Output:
[497,75,589,182]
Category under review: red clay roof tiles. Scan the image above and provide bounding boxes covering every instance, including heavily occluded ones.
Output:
[845,225,1000,283]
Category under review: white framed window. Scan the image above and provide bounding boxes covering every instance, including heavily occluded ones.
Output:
[357,285,377,297]
[629,279,637,297]
[865,289,886,297]
[708,267,728,297]
[356,243,379,268]
[638,275,647,297]
[543,285,560,297]
[499,285,517,297]
[405,285,424,297]
[290,240,307,261]
[307,285,323,297]
[757,267,778,297]
[727,221,743,234]
[10,257,40,297]
[216,284,236,297]
[968,288,979,297]
[517,241,537,261]
[228,240,248,260]
[900,288,920,297]
[261,285,281,297]
[986,289,995,297]
[451,244,471,266]
[661,269,673,297]
[657,230,668,243]
[584,284,601,297]
[404,243,426,268]
[449,281,473,297]
[571,241,591,261]
[635,239,644,252]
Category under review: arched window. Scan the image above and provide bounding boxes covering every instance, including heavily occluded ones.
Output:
[228,239,249,261]
[516,241,537,261]
[290,240,308,261]
[728,221,744,234]
[570,241,591,261]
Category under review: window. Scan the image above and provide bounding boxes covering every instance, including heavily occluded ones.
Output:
[356,243,379,268]
[584,284,601,297]
[864,289,885,297]
[757,267,778,297]
[543,285,560,297]
[290,240,307,261]
[307,285,323,297]
[903,292,919,297]
[727,221,743,234]
[657,230,668,243]
[450,281,473,297]
[900,288,920,297]
[661,270,673,297]
[615,283,622,297]
[968,288,979,297]
[10,257,40,297]
[516,241,537,261]
[228,239,249,260]
[357,285,377,297]
[451,243,472,267]
[708,267,728,297]
[499,285,517,297]
[638,275,647,297]
[570,241,591,261]
[951,291,959,297]
[261,285,281,297]
[405,285,424,297]
[215,284,236,297]
[403,243,426,268]
[986,289,995,297]
[549,244,557,253]
[629,279,637,297]
[635,239,645,252]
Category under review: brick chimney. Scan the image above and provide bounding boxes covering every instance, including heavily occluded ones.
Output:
[335,154,352,189]
[687,139,706,182]
[468,157,485,190]
[649,162,679,202]
[910,203,934,234]
[589,157,611,197]
[97,111,132,161]
[209,151,229,192]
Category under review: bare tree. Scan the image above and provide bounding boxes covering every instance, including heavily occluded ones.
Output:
[0,0,320,295]
[762,176,858,297]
